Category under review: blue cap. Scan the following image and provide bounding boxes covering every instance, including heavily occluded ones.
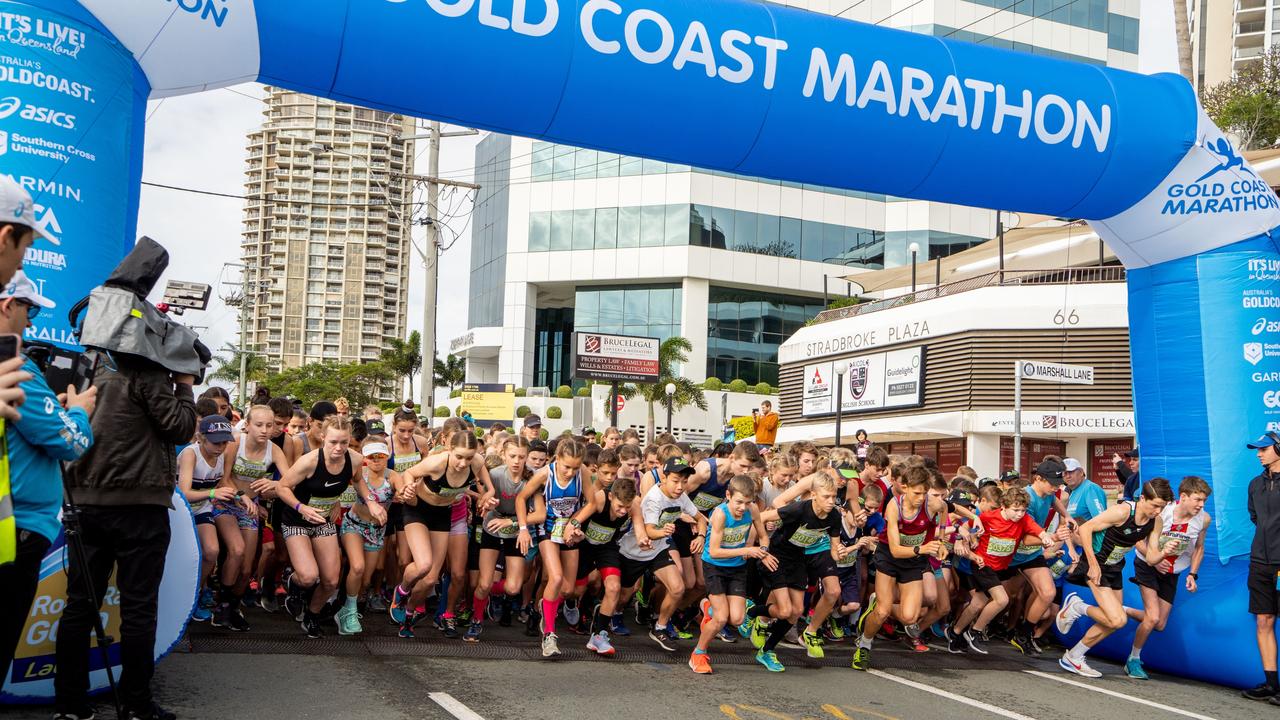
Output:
[199,415,234,443]
[1248,433,1280,450]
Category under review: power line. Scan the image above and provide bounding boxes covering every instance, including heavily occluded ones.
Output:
[141,180,424,208]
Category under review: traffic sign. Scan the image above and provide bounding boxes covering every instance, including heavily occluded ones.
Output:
[615,395,626,412]
[1016,360,1094,385]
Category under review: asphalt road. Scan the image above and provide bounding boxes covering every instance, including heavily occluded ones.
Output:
[1,609,1263,720]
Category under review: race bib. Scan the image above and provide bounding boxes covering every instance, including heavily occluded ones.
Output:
[551,517,570,541]
[585,521,616,545]
[307,495,339,515]
[1103,544,1129,566]
[721,524,749,547]
[987,536,1017,557]
[657,508,683,528]
[494,520,520,538]
[899,531,926,548]
[692,492,721,511]
[836,548,858,568]
[789,525,824,548]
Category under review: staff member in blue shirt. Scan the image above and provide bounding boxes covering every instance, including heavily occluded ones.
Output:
[1064,458,1108,525]
[0,271,95,685]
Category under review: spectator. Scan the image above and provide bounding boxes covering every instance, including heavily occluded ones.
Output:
[363,404,383,421]
[752,400,779,450]
[520,413,542,441]
[1244,431,1280,702]
[0,273,95,684]
[1064,457,1107,525]
[1114,447,1140,501]
[853,428,871,464]
[334,396,351,417]
[55,341,199,720]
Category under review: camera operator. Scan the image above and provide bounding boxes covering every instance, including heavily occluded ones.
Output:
[0,273,96,683]
[54,329,198,719]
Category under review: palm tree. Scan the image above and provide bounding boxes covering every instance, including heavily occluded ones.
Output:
[1173,0,1193,88]
[208,343,271,401]
[611,336,706,440]
[382,331,423,399]
[433,353,466,393]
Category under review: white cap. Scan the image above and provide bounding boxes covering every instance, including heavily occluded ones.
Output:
[0,176,59,245]
[362,442,390,458]
[0,270,54,308]
[1063,458,1083,472]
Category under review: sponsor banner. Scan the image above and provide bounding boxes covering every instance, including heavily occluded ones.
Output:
[0,1,143,349]
[0,490,198,703]
[571,332,660,383]
[1017,359,1094,385]
[801,346,923,417]
[966,411,1134,435]
[459,383,515,428]
[1197,250,1280,560]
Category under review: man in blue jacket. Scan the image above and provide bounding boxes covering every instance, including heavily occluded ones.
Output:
[0,271,95,687]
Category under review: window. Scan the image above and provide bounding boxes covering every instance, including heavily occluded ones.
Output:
[640,205,665,247]
[573,208,595,250]
[529,211,550,252]
[617,206,640,248]
[550,210,572,251]
[595,207,618,249]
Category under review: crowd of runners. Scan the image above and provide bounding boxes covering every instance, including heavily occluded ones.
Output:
[178,389,1214,682]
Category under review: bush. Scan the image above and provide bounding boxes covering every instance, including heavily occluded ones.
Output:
[576,386,591,397]
[434,406,450,417]
[727,379,749,393]
[474,428,485,438]
[754,382,774,395]
[825,296,861,311]
[455,406,466,417]
[449,389,462,399]
[555,385,573,399]
[703,377,723,391]
[514,387,527,397]
[539,429,549,441]
[516,405,531,418]
[546,406,563,419]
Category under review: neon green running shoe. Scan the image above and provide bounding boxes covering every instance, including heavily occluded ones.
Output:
[802,631,825,659]
[750,617,768,650]
[851,646,871,671]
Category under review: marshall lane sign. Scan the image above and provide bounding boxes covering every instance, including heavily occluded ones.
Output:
[571,332,661,383]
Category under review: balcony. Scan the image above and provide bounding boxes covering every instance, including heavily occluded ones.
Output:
[1237,20,1266,34]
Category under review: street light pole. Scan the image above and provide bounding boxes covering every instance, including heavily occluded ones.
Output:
[909,242,920,293]
[834,362,848,447]
[665,382,676,435]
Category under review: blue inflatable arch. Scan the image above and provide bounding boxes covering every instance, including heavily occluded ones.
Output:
[4,0,1280,689]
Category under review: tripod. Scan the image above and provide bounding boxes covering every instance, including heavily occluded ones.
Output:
[60,466,125,720]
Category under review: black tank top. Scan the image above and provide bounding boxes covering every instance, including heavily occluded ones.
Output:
[282,452,353,526]
[1096,501,1154,566]
[583,501,628,546]
[424,464,476,502]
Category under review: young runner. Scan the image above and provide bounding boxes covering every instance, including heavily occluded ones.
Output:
[852,465,948,671]
[336,437,398,635]
[516,438,590,658]
[578,466,638,656]
[1056,478,1175,678]
[690,475,772,674]
[276,415,363,638]
[1006,458,1074,654]
[177,416,234,622]
[469,436,532,641]
[1122,475,1211,679]
[759,454,798,509]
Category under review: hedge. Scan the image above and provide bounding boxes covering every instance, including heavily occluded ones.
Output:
[555,385,573,399]
[514,387,527,397]
[703,377,723,391]
[516,405,531,418]
[576,386,591,397]
[546,406,563,419]
[727,379,749,393]
[433,406,450,417]
[754,382,774,395]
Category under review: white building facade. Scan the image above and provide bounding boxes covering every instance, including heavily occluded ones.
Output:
[457,1,1142,390]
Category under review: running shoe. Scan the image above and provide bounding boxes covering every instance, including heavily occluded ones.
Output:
[801,631,825,659]
[649,624,679,651]
[244,579,259,606]
[52,707,96,720]
[499,600,513,627]
[963,629,989,655]
[226,608,251,632]
[518,602,532,624]
[542,632,561,658]
[749,617,768,650]
[755,650,785,672]
[609,613,631,637]
[198,588,215,610]
[1059,652,1102,678]
[457,608,473,624]
[717,626,737,644]
[389,585,410,625]
[524,606,541,637]
[930,621,947,639]
[284,594,305,623]
[944,625,966,654]
[827,618,846,642]
[397,618,416,639]
[191,606,212,623]
[1010,632,1034,655]
[209,605,230,629]
[442,615,460,639]
[736,620,753,640]
[587,630,616,656]
[463,621,483,643]
[301,613,323,639]
[563,599,581,626]
[1124,658,1148,680]
[877,619,898,641]
[689,651,713,674]
[1243,683,1280,701]
[782,627,801,648]
[674,626,695,640]
[851,646,870,671]
[857,594,877,637]
[366,591,387,613]
[1055,592,1084,634]
[337,606,363,635]
[257,593,280,614]
[905,635,928,653]
[124,702,177,720]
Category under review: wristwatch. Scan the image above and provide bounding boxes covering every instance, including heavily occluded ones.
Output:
[913,545,920,556]
[1188,572,1199,580]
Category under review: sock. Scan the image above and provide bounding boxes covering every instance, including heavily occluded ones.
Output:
[747,602,769,620]
[1017,619,1033,636]
[542,599,560,634]
[593,608,607,633]
[344,595,358,611]
[1267,670,1279,688]
[1068,640,1092,662]
[762,619,793,653]
[693,647,707,655]
[858,634,873,649]
[492,580,506,596]
[396,583,410,597]
[472,595,488,621]
[1128,648,1142,661]
[442,611,455,619]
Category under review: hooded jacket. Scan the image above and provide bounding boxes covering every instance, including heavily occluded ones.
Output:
[1249,466,1280,565]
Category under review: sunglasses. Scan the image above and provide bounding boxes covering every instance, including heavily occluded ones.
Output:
[12,299,38,321]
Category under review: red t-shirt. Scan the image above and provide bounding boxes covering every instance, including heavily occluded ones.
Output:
[973,509,1045,571]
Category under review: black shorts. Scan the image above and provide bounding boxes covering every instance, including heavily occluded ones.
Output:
[873,547,929,584]
[762,554,808,591]
[971,565,1005,594]
[578,542,623,580]
[467,526,482,571]
[1249,562,1280,615]
[386,503,404,533]
[1067,561,1124,591]
[1010,555,1048,572]
[805,551,838,585]
[704,563,749,597]
[401,502,451,532]
[836,565,860,606]
[620,550,676,589]
[673,521,694,558]
[1131,559,1179,604]
[479,531,523,558]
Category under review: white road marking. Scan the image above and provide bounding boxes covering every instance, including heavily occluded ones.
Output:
[867,669,1038,720]
[1023,670,1219,720]
[429,691,487,720]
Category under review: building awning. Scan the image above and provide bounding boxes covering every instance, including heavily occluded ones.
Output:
[775,411,964,445]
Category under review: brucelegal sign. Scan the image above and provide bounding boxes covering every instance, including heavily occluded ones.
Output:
[571,332,660,383]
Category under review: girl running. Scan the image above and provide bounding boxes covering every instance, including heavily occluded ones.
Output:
[276,415,362,638]
[468,436,532,642]
[336,437,399,635]
[177,415,234,623]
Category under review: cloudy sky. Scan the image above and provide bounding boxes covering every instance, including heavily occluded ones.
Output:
[139,2,1177,398]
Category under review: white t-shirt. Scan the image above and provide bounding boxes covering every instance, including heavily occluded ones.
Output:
[1154,502,1209,574]
[619,484,697,562]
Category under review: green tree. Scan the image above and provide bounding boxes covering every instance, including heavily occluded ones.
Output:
[1203,47,1280,150]
[610,336,707,440]
[381,330,423,400]
[433,353,466,393]
[208,343,272,401]
[262,360,396,409]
